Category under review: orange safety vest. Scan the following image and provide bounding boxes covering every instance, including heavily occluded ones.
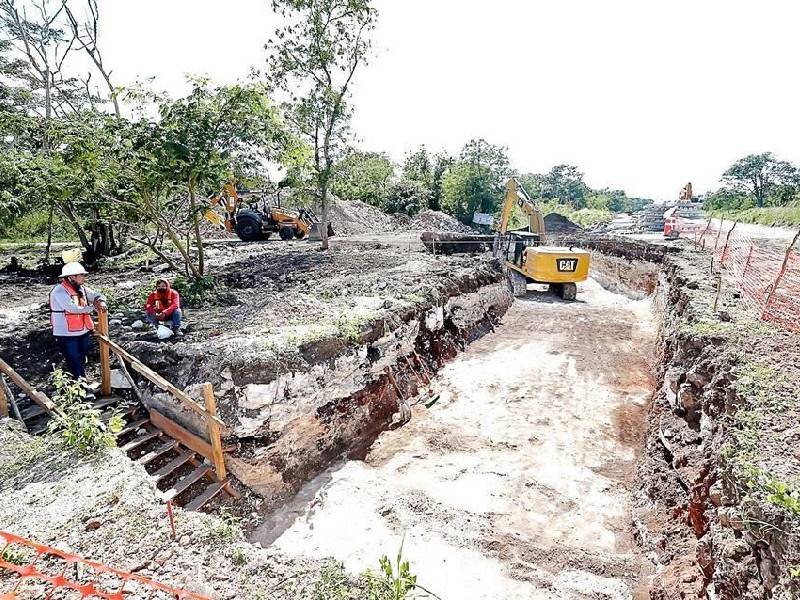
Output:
[50,281,95,333]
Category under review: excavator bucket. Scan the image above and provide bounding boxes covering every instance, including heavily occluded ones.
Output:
[307,222,336,242]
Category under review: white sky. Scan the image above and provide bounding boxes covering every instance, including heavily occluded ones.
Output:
[97,0,800,200]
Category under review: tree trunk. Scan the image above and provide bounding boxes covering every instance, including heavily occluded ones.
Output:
[56,201,91,254]
[44,201,54,264]
[189,177,205,276]
[318,170,331,250]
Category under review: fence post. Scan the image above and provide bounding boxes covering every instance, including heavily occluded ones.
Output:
[720,222,737,264]
[202,382,226,481]
[97,311,112,397]
[761,229,800,320]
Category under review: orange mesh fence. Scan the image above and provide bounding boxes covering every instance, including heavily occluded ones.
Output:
[679,219,800,332]
[0,531,209,600]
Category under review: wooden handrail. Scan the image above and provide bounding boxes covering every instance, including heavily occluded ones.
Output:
[96,312,112,396]
[0,357,55,412]
[93,334,224,428]
[203,383,227,480]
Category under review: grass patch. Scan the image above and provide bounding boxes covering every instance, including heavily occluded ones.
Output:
[708,204,800,227]
[538,201,613,228]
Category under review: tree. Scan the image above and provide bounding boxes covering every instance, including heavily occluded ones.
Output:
[440,139,509,223]
[121,81,285,278]
[266,0,377,250]
[721,152,797,208]
[385,179,427,215]
[402,146,452,211]
[540,164,587,209]
[332,150,394,208]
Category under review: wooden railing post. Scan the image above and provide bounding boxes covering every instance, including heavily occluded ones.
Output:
[97,311,112,397]
[202,382,226,481]
[0,376,7,418]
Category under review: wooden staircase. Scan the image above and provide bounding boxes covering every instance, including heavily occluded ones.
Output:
[102,398,238,511]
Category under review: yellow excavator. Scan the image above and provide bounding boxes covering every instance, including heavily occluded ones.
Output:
[496,179,590,300]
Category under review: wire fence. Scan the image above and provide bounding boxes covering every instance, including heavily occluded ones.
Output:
[677,218,800,332]
[0,531,208,600]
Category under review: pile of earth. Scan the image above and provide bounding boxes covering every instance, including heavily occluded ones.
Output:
[544,212,583,233]
[409,210,475,233]
[329,199,399,235]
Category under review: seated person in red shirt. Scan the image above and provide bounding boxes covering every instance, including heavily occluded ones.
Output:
[144,278,183,337]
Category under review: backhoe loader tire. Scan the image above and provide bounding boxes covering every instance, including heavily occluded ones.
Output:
[294,230,306,240]
[506,268,528,297]
[279,227,294,241]
[236,216,262,241]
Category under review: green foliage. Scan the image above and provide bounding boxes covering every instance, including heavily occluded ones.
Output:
[362,537,433,600]
[1,545,28,566]
[267,0,378,248]
[537,200,612,228]
[0,209,75,242]
[170,275,224,308]
[333,150,395,208]
[441,139,510,223]
[205,507,242,542]
[230,547,248,566]
[335,314,366,343]
[385,180,428,215]
[47,369,124,453]
[707,203,800,227]
[721,152,798,208]
[538,164,588,209]
[402,146,451,211]
[312,562,353,600]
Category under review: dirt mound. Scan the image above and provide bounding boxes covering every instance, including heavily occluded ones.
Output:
[410,210,474,233]
[329,199,399,235]
[544,212,583,233]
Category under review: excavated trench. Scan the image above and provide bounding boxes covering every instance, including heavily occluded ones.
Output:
[231,243,666,599]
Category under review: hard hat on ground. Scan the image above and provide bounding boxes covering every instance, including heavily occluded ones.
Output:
[60,262,88,278]
[61,248,83,263]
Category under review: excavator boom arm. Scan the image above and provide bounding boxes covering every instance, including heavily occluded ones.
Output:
[498,178,545,237]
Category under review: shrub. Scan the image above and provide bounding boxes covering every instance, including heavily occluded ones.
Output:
[47,369,123,453]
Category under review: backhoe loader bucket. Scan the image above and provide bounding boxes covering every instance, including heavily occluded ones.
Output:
[307,222,336,242]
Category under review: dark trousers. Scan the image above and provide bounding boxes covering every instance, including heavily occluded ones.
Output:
[56,333,92,380]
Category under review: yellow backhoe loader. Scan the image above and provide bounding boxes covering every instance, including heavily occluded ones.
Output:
[496,179,590,300]
[206,182,333,242]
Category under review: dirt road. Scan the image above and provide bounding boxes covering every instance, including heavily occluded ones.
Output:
[256,278,657,598]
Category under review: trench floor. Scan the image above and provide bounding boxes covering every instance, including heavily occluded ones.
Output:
[251,278,656,599]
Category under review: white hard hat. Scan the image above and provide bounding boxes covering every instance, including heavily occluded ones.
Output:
[156,325,174,340]
[60,262,88,277]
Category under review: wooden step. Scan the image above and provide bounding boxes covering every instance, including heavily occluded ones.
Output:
[137,439,178,466]
[93,395,124,410]
[21,405,47,421]
[120,430,161,452]
[102,405,139,423]
[184,478,230,511]
[164,464,212,502]
[154,450,195,482]
[117,418,150,438]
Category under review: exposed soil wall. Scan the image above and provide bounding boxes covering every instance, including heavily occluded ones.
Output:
[122,255,512,513]
[634,243,800,599]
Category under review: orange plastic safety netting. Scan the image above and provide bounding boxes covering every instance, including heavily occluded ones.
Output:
[679,219,800,332]
[0,531,209,600]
